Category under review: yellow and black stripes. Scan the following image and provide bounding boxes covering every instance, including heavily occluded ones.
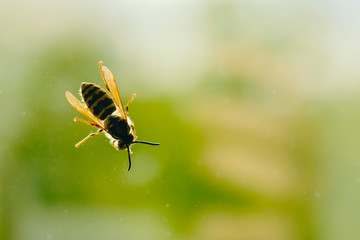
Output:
[81,83,116,120]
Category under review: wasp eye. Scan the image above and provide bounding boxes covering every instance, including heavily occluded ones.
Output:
[118,141,127,150]
[118,141,126,149]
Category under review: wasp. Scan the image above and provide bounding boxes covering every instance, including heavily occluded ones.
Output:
[65,61,159,171]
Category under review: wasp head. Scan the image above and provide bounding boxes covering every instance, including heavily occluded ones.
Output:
[117,134,134,150]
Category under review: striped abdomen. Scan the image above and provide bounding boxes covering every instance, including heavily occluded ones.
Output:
[81,82,116,120]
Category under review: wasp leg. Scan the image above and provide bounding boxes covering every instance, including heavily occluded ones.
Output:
[111,140,119,150]
[74,117,101,128]
[75,129,103,148]
[125,94,136,114]
[130,124,137,139]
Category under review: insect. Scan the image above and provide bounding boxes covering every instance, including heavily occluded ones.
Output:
[65,61,159,171]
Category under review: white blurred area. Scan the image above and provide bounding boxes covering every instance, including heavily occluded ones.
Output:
[1,0,360,95]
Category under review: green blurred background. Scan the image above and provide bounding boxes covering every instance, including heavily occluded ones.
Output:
[1,1,360,239]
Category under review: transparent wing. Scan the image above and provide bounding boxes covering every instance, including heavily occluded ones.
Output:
[65,91,105,129]
[99,61,126,119]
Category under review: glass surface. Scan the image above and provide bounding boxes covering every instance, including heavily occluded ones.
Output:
[1,1,360,239]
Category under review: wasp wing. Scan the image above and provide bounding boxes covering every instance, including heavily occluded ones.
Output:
[65,91,105,129]
[98,61,126,119]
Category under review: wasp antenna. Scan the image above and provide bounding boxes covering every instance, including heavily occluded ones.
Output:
[132,141,160,146]
[127,146,132,171]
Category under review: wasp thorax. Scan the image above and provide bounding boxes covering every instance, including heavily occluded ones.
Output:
[104,115,132,141]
